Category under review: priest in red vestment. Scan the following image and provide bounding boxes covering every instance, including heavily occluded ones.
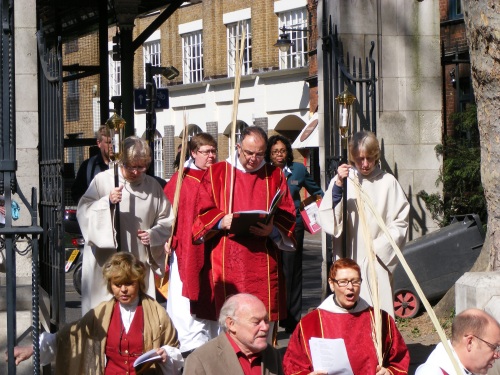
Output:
[192,126,296,323]
[283,258,409,375]
[164,133,220,354]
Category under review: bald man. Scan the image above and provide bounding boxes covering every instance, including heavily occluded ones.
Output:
[183,293,283,375]
[416,308,500,375]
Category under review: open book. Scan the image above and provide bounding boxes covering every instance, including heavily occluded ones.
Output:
[229,189,284,235]
[134,349,162,374]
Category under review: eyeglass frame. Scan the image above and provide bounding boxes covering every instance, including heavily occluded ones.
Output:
[196,148,218,156]
[123,165,148,172]
[240,148,266,160]
[271,148,287,156]
[466,334,500,353]
[331,278,363,287]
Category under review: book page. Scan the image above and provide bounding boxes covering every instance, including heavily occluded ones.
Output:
[134,348,162,370]
[309,337,353,375]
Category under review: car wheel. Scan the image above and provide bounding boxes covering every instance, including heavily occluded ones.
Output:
[394,289,420,319]
[73,262,82,295]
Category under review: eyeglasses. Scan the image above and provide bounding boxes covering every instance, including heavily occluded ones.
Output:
[124,165,147,172]
[332,279,362,287]
[467,334,500,353]
[197,148,217,156]
[241,149,265,159]
[271,149,287,156]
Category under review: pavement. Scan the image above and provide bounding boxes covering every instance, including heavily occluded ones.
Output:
[0,231,435,374]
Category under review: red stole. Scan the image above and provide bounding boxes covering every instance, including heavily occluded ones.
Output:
[105,301,144,375]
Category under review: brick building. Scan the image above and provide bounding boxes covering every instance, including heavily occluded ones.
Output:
[440,0,473,138]
[128,0,318,180]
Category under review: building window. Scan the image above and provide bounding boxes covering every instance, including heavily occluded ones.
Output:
[182,31,204,84]
[154,132,164,178]
[227,21,252,77]
[278,8,308,69]
[109,53,121,97]
[65,39,79,54]
[66,76,79,122]
[144,40,162,88]
[449,0,463,20]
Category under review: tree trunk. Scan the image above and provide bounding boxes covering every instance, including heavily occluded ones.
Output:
[462,0,500,271]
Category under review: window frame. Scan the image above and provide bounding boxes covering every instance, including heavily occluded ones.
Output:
[449,0,463,20]
[143,40,162,88]
[109,52,121,97]
[181,30,204,84]
[154,131,164,178]
[277,7,308,70]
[227,21,252,77]
[66,75,80,122]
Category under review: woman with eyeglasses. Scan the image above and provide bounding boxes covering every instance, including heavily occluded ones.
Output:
[77,136,173,315]
[265,134,324,333]
[163,133,220,355]
[283,258,409,375]
[11,252,182,374]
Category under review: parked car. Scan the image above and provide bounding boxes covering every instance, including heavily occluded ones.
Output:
[64,209,83,295]
[392,214,485,319]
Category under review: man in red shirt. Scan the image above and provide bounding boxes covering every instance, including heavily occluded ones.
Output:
[184,293,283,375]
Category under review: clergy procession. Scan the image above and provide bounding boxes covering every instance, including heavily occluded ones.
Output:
[4,123,497,375]
[8,123,500,374]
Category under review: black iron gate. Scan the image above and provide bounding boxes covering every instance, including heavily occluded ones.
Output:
[322,16,377,182]
[2,1,44,374]
[36,26,66,338]
[320,12,377,299]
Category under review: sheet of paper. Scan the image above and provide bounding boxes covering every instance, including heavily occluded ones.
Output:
[304,201,320,226]
[309,337,354,375]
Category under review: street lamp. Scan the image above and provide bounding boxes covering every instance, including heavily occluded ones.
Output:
[145,63,179,176]
[274,25,309,53]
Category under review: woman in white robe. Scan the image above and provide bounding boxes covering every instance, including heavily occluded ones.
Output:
[318,131,409,316]
[77,136,173,315]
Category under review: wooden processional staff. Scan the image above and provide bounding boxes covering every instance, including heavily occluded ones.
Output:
[228,24,246,213]
[336,89,384,365]
[156,115,189,295]
[106,111,125,251]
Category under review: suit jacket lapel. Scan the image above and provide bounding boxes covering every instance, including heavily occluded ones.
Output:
[217,334,245,375]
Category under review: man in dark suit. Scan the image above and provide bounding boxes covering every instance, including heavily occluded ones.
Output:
[183,293,284,375]
[71,126,113,204]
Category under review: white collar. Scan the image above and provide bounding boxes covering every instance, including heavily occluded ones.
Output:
[119,296,139,333]
[183,157,201,170]
[317,295,371,314]
[226,155,266,173]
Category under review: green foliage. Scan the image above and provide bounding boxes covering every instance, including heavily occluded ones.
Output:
[440,308,455,330]
[417,105,487,227]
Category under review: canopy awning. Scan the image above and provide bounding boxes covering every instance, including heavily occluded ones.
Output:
[292,112,319,149]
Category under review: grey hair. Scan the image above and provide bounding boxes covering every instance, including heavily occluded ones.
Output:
[121,136,152,167]
[218,293,261,332]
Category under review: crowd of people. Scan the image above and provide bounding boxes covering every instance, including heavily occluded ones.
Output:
[8,127,500,374]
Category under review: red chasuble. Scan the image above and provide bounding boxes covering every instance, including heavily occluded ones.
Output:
[283,306,409,375]
[192,161,296,321]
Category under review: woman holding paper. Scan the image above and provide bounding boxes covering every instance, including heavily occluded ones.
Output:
[266,134,324,333]
[11,252,182,374]
[282,258,409,375]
